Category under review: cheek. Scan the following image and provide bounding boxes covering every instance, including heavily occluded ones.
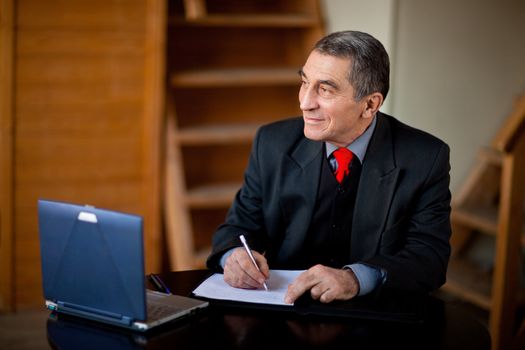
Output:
[323,107,352,133]
[335,103,359,121]
[321,104,339,123]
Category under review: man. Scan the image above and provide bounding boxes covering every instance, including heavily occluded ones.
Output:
[206,31,451,304]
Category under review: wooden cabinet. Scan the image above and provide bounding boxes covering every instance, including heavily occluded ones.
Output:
[164,0,324,269]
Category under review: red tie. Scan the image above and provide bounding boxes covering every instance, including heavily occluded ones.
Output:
[333,148,354,184]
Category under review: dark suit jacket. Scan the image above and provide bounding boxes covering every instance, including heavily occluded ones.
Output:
[207,112,451,293]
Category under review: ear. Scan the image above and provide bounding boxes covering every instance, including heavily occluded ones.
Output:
[362,92,384,118]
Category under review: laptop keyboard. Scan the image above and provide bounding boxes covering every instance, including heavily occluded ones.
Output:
[146,302,185,322]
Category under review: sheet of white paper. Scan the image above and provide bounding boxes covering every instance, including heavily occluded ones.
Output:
[192,269,305,306]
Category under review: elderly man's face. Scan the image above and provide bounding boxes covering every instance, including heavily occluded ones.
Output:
[299,50,371,147]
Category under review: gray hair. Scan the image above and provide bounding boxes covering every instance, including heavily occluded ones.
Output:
[313,30,390,101]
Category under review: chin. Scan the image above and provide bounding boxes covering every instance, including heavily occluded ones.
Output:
[303,126,325,141]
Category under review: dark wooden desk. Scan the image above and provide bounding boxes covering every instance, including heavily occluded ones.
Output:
[22,269,487,350]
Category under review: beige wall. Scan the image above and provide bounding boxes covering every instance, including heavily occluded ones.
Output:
[322,0,397,114]
[393,0,525,192]
[323,0,525,192]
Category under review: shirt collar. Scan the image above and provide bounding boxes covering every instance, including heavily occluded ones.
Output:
[325,115,377,164]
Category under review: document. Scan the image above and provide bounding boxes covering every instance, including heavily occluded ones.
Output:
[192,270,305,306]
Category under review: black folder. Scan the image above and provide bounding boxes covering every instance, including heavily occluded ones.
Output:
[292,288,429,323]
[191,270,428,324]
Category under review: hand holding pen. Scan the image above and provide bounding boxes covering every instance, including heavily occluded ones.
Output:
[239,234,269,291]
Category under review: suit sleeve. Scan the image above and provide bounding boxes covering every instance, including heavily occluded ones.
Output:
[206,127,267,270]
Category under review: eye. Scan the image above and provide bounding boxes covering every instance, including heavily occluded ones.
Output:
[318,85,332,97]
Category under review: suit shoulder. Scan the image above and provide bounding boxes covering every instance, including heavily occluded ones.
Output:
[256,117,304,143]
[259,117,303,133]
[382,113,448,150]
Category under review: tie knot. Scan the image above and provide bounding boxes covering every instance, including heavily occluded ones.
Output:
[333,148,354,183]
[333,147,353,167]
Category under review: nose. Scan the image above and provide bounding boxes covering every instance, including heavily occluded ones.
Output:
[299,85,318,111]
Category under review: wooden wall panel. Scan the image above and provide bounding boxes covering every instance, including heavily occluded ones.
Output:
[17,0,145,28]
[12,0,162,309]
[0,0,15,312]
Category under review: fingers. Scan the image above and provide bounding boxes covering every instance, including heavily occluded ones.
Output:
[223,247,269,289]
[284,267,318,304]
[284,265,360,304]
[254,252,270,279]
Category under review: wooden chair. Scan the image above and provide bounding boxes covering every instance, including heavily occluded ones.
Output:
[446,93,525,350]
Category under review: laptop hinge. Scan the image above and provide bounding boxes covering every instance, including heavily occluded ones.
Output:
[52,301,133,326]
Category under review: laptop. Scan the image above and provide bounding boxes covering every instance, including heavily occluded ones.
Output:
[38,199,208,332]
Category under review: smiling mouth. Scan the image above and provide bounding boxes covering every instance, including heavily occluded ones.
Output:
[304,116,324,124]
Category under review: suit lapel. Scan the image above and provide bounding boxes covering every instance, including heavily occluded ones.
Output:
[277,137,323,260]
[351,114,399,261]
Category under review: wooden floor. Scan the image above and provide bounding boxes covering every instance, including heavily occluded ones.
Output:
[0,290,490,350]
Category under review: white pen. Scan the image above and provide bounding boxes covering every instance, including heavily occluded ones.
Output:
[239,234,269,291]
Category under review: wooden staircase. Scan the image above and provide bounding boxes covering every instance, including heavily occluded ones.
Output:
[163,0,324,270]
[443,93,525,350]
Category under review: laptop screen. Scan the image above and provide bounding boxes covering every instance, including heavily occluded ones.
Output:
[38,199,147,322]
